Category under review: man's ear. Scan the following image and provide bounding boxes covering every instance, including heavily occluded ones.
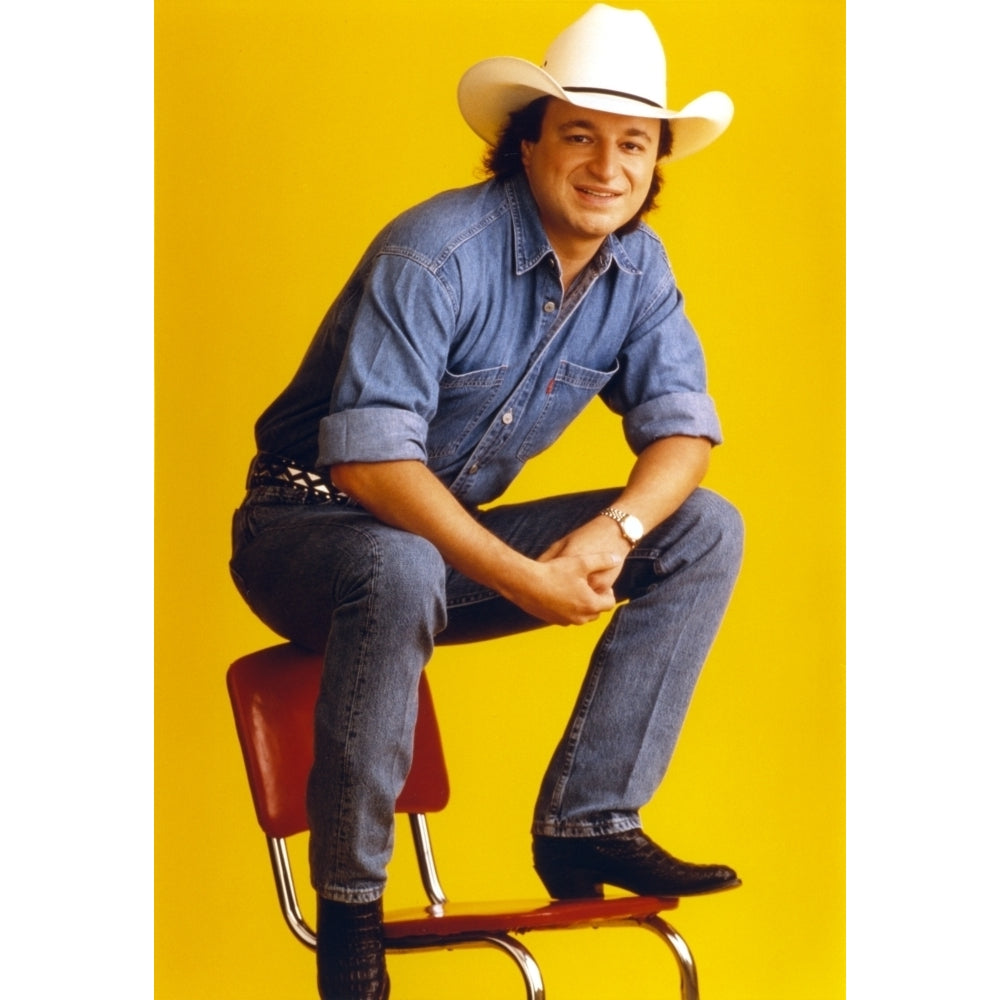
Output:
[520,138,534,172]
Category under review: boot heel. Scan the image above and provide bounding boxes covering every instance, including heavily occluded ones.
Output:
[535,864,603,899]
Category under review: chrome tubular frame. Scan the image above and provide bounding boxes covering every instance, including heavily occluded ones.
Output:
[265,820,697,1000]
[640,914,700,1000]
[267,835,317,949]
[407,812,448,907]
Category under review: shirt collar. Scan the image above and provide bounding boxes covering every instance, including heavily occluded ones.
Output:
[504,173,644,278]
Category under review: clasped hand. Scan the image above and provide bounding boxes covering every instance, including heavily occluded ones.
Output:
[516,517,630,626]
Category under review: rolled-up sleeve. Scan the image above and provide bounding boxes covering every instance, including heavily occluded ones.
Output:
[318,407,430,466]
[603,261,723,453]
[622,391,722,454]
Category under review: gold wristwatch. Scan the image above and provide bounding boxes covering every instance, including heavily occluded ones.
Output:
[599,507,643,548]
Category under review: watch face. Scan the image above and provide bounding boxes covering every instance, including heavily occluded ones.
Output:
[622,514,643,542]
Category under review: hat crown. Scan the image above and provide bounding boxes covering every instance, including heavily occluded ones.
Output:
[540,4,667,111]
[456,3,733,161]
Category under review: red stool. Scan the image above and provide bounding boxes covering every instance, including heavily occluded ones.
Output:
[227,642,702,998]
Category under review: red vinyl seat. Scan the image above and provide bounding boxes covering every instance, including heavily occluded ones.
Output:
[227,642,702,998]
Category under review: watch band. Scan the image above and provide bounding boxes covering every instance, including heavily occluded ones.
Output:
[599,507,643,547]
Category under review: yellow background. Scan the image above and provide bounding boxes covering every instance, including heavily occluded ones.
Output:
[155,1,844,998]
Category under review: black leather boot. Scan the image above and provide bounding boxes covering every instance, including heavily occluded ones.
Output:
[533,829,741,898]
[316,896,389,1000]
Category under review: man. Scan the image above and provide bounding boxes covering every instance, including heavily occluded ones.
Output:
[230,5,743,998]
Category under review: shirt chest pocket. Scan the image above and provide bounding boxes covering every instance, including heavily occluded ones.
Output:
[427,364,507,459]
[516,358,619,462]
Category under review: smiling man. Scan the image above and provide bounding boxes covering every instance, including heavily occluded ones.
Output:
[230,6,742,999]
[520,104,662,281]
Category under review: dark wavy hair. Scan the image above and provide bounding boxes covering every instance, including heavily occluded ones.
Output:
[482,96,673,236]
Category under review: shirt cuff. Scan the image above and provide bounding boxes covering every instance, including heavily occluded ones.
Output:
[317,408,429,467]
[624,392,723,453]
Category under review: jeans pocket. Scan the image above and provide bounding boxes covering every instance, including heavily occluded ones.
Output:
[230,494,286,561]
[231,506,250,553]
[229,562,250,600]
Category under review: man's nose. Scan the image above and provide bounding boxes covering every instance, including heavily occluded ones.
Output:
[586,144,618,180]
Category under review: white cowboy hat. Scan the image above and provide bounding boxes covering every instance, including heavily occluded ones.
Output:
[457,3,733,162]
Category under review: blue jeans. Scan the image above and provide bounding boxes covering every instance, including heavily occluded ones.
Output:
[230,485,743,903]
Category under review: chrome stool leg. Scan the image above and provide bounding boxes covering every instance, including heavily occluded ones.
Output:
[640,915,699,1000]
[481,934,546,1000]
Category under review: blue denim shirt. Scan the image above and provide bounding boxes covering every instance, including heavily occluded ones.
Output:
[254,174,721,508]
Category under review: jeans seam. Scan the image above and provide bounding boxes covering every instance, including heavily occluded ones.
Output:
[538,608,621,829]
[329,523,384,889]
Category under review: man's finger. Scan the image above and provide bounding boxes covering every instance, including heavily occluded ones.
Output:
[580,552,624,574]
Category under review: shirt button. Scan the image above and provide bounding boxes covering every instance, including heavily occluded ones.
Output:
[469,463,479,474]
[501,410,513,425]
[543,300,556,313]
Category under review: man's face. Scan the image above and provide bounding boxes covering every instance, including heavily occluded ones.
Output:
[520,98,660,259]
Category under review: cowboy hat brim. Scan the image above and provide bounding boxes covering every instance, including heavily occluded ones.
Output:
[458,56,733,162]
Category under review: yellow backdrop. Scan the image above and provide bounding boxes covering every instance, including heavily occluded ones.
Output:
[155,1,844,997]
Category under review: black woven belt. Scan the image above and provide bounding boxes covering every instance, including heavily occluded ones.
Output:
[247,453,353,504]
